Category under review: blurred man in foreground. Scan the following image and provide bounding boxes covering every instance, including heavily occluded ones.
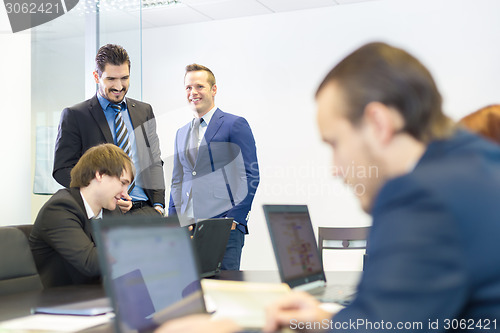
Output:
[157,42,500,332]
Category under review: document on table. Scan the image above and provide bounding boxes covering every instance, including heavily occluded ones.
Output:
[32,297,112,316]
[201,279,290,329]
[0,313,114,332]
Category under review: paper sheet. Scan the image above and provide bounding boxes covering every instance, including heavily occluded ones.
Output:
[201,279,290,329]
[0,313,114,332]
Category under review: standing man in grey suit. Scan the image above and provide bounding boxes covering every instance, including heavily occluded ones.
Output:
[53,44,165,216]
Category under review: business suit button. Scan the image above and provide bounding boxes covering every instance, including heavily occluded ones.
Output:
[192,171,197,176]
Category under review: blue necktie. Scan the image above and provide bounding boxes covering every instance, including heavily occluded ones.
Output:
[111,103,135,193]
[111,104,132,156]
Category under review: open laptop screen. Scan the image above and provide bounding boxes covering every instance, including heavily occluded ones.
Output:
[263,205,325,288]
[94,217,206,333]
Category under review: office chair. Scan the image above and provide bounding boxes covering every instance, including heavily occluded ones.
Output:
[0,227,43,296]
[318,226,370,269]
[10,224,34,240]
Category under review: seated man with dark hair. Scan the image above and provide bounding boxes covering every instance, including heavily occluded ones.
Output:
[30,143,134,288]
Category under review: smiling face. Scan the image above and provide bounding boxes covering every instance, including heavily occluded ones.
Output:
[316,81,384,213]
[96,169,132,211]
[94,63,130,104]
[185,70,217,117]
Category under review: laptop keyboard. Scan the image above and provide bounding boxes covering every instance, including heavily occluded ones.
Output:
[309,284,355,305]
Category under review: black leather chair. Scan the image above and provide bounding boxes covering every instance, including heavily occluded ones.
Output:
[11,224,33,240]
[0,226,43,296]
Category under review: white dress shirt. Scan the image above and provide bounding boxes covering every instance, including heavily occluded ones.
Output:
[80,190,103,220]
[185,106,217,220]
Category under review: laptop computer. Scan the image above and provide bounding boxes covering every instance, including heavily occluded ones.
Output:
[93,216,207,333]
[192,218,233,278]
[262,204,355,305]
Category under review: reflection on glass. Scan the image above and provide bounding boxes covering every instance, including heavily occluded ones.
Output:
[32,0,143,194]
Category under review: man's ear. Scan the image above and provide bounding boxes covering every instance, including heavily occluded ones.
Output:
[211,83,217,97]
[363,102,402,145]
[95,171,103,182]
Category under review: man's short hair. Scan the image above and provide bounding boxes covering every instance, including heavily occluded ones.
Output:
[185,63,216,87]
[95,44,131,77]
[316,42,452,143]
[70,144,134,188]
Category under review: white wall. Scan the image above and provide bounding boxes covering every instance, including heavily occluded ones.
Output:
[142,0,500,270]
[0,29,31,226]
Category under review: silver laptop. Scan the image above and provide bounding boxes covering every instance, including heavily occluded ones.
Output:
[93,216,207,333]
[263,204,355,305]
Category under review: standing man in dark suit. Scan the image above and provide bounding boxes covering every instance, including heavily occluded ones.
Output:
[53,44,165,216]
[169,64,260,270]
[30,144,133,288]
[155,43,500,333]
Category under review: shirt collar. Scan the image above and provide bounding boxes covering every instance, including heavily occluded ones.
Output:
[198,106,217,127]
[80,190,103,220]
[96,93,127,112]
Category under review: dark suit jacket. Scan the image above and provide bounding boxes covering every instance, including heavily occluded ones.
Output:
[29,188,119,288]
[332,130,500,331]
[168,109,260,233]
[53,95,165,206]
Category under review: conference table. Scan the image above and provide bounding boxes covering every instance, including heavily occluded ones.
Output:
[0,271,360,332]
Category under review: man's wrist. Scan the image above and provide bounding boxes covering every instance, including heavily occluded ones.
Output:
[154,204,165,216]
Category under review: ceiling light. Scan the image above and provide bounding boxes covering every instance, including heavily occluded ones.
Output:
[71,0,182,15]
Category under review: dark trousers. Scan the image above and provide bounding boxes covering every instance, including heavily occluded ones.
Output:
[126,204,162,216]
[220,229,245,270]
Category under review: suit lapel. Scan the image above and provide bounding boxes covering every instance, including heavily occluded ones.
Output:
[181,109,224,168]
[89,95,114,143]
[69,187,95,242]
[69,187,86,213]
[126,98,145,129]
[179,123,194,168]
[192,109,224,168]
[204,109,224,144]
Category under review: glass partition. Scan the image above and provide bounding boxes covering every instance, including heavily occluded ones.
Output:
[98,0,142,99]
[32,0,142,195]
